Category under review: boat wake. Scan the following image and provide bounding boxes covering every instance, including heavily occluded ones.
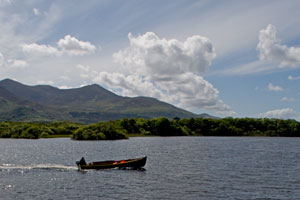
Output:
[0,164,77,171]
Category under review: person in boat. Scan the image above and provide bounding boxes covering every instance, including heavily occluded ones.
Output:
[79,157,87,165]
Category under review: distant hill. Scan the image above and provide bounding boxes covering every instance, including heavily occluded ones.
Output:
[0,86,19,102]
[0,78,216,123]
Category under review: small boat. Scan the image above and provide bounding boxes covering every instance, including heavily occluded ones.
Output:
[76,156,147,170]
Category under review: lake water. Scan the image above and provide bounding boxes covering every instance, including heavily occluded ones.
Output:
[0,137,300,199]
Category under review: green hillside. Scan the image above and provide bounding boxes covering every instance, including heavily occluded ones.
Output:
[0,79,211,123]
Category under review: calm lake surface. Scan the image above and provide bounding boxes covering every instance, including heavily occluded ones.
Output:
[0,137,300,200]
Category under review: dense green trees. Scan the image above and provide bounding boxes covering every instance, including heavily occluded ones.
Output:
[0,121,82,139]
[0,117,299,139]
[119,117,300,137]
[72,121,128,140]
[176,117,300,137]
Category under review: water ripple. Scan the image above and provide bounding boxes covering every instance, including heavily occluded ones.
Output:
[1,137,300,199]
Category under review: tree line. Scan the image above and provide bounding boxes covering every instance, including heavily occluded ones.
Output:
[0,117,299,139]
[120,117,300,137]
[0,121,81,139]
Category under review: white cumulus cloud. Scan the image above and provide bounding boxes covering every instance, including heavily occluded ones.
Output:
[76,64,98,80]
[260,108,296,119]
[94,32,234,115]
[57,35,96,56]
[288,75,300,80]
[257,24,300,67]
[93,72,165,101]
[114,32,215,77]
[22,43,59,56]
[0,52,4,66]
[268,83,283,92]
[281,97,295,102]
[58,85,73,89]
[0,52,28,69]
[22,35,96,56]
[76,64,90,72]
[36,80,54,85]
[7,59,28,69]
[33,8,41,16]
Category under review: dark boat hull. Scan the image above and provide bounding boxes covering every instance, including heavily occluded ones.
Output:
[76,156,147,170]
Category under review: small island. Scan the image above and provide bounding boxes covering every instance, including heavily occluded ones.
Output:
[0,117,299,139]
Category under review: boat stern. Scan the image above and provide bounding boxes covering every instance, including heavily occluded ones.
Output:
[76,161,81,170]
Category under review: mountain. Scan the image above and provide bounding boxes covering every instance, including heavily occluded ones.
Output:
[0,83,74,122]
[0,78,215,123]
[0,86,19,103]
[0,79,119,106]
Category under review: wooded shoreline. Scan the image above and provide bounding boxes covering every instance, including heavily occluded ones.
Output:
[0,117,299,139]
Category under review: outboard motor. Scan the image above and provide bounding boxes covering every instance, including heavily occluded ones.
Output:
[76,160,81,170]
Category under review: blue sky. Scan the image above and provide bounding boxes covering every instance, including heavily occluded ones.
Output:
[0,0,299,120]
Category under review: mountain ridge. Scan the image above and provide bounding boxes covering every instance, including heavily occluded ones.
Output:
[0,78,216,123]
